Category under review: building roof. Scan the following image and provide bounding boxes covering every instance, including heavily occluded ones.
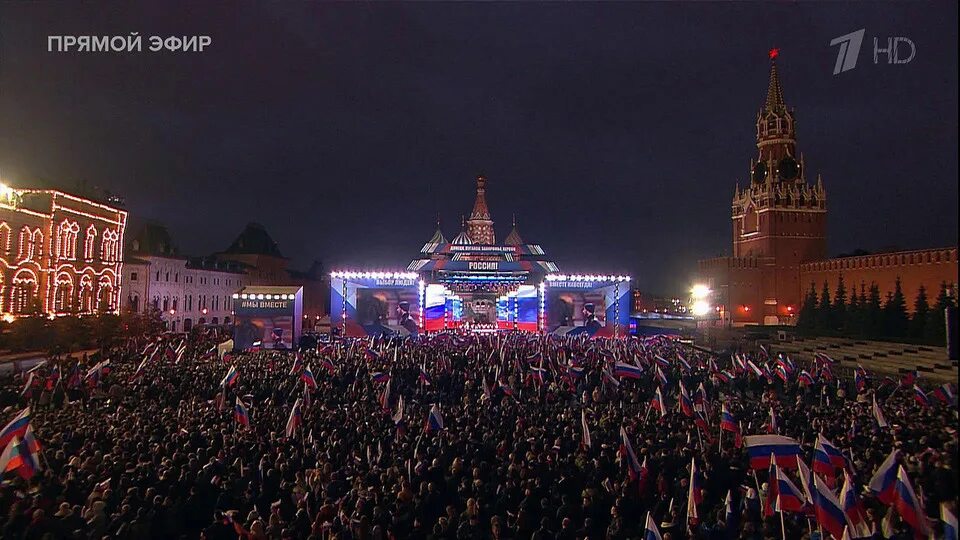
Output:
[420,223,448,254]
[222,222,284,258]
[504,215,524,246]
[237,285,303,295]
[450,217,474,245]
[127,222,180,257]
[468,175,491,221]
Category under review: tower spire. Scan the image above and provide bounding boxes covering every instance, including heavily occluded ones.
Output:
[466,175,496,245]
[765,48,786,112]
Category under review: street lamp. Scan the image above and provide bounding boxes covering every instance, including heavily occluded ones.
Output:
[690,284,712,316]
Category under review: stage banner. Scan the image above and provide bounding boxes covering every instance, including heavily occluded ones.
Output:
[543,277,630,337]
[330,274,421,338]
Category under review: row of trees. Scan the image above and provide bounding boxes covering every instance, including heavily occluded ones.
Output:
[796,277,956,345]
[0,311,165,354]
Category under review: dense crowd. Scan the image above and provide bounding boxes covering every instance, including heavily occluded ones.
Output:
[0,330,957,540]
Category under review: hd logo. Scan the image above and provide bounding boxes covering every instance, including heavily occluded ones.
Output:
[830,29,916,75]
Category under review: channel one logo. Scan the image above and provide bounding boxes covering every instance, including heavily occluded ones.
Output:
[829,29,916,75]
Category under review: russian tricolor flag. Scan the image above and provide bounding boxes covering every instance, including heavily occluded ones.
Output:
[285,398,302,438]
[418,366,432,386]
[934,383,956,405]
[813,434,845,476]
[679,382,694,418]
[720,404,739,433]
[643,512,662,540]
[650,387,666,418]
[619,427,642,480]
[0,408,31,451]
[744,435,801,470]
[942,502,958,540]
[872,395,889,428]
[893,466,930,536]
[220,365,239,387]
[812,474,848,540]
[868,449,900,505]
[687,457,703,521]
[774,466,807,513]
[425,404,444,432]
[840,471,869,537]
[614,362,644,379]
[371,371,391,384]
[234,398,250,428]
[301,366,318,389]
[798,370,815,387]
[320,357,336,375]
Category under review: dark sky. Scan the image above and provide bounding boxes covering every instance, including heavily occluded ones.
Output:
[1,3,957,294]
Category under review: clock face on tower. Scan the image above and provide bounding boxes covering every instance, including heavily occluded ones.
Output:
[752,162,767,183]
[778,156,800,181]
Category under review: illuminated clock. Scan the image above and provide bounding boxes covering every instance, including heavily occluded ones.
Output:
[778,156,800,180]
[752,162,767,183]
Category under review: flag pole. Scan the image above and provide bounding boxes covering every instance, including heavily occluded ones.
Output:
[779,508,787,540]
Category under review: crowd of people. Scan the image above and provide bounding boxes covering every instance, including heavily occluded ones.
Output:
[0,329,956,540]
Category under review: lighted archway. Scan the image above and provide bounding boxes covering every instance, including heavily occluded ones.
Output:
[53,272,75,313]
[10,268,39,315]
[79,274,95,313]
[96,275,115,312]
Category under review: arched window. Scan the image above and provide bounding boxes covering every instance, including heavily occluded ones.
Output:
[56,221,80,260]
[79,275,95,313]
[0,222,10,254]
[101,229,119,262]
[53,273,74,313]
[84,225,98,260]
[10,269,39,314]
[96,275,114,312]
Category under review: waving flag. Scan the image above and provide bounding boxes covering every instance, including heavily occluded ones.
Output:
[529,366,547,384]
[364,348,380,362]
[301,366,318,390]
[914,385,931,407]
[601,367,620,389]
[840,471,869,537]
[943,502,958,540]
[679,381,694,417]
[498,380,514,397]
[724,490,739,537]
[744,435,801,470]
[720,404,739,433]
[130,358,149,382]
[619,427,643,480]
[418,366,432,386]
[643,512,662,540]
[854,366,868,392]
[20,373,36,399]
[614,362,644,379]
[390,395,404,430]
[872,395,889,428]
[653,355,671,369]
[0,433,40,480]
[901,370,918,387]
[687,457,703,522]
[797,456,815,505]
[677,354,692,373]
[653,365,669,387]
[370,371,390,384]
[812,475,849,540]
[0,408,31,450]
[775,464,807,513]
[234,398,250,428]
[580,410,592,450]
[813,434,846,476]
[650,387,666,418]
[289,352,303,375]
[285,398,302,438]
[933,383,956,405]
[868,449,900,504]
[425,404,444,432]
[893,466,930,536]
[798,370,815,387]
[220,365,239,387]
[302,382,312,410]
[567,365,585,379]
[319,357,336,375]
[746,359,764,378]
[766,407,778,434]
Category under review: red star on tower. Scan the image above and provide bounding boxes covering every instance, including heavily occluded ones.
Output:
[768,48,780,60]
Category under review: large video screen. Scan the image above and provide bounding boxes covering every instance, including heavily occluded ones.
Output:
[331,274,421,337]
[544,278,630,337]
[233,288,303,351]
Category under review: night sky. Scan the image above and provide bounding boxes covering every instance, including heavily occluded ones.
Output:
[1,3,956,294]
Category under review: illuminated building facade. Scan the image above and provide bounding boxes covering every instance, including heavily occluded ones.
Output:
[0,186,126,319]
[121,223,246,331]
[697,52,957,326]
